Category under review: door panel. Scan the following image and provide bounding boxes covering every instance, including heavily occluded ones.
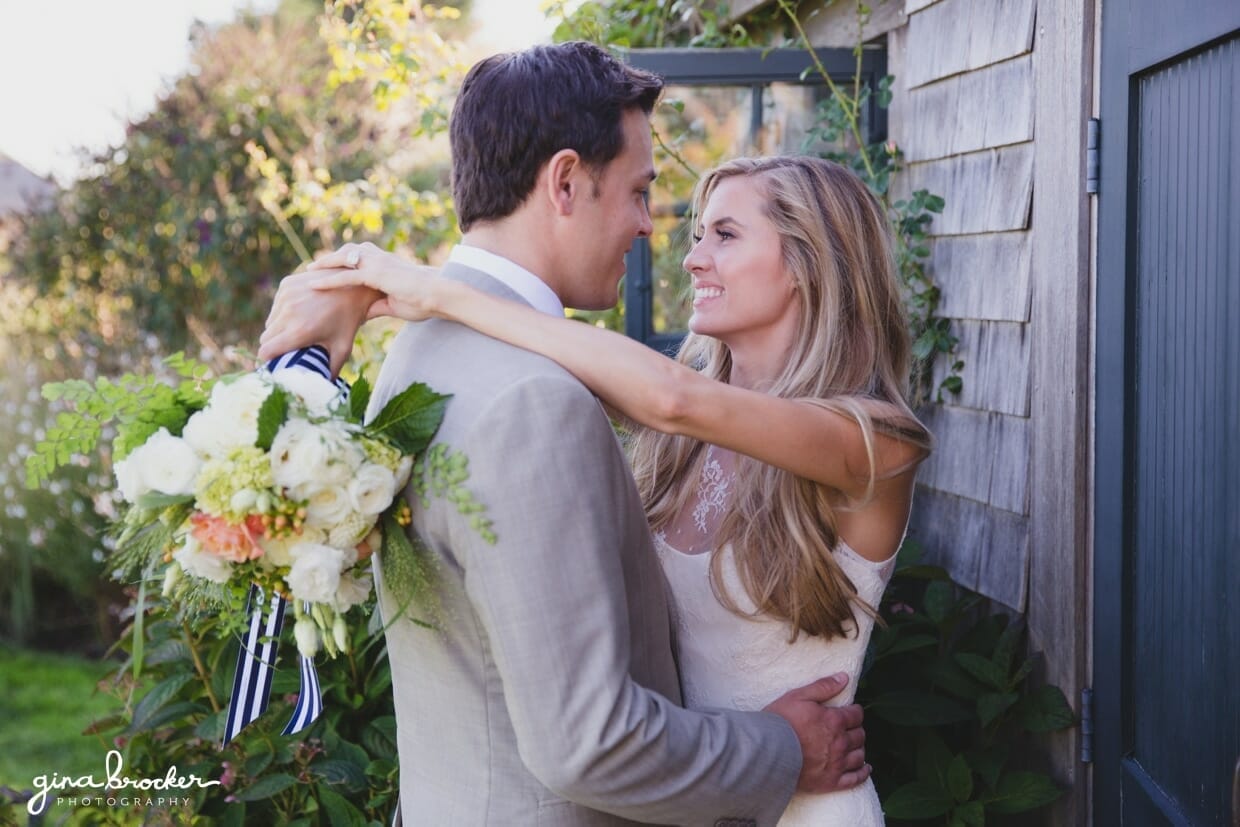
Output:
[1096,3,1240,824]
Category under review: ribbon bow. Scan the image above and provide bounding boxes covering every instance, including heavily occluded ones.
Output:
[222,346,344,744]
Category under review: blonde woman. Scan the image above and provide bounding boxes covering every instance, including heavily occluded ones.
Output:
[262,155,931,825]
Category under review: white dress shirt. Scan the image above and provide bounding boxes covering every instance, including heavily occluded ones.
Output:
[447,244,564,317]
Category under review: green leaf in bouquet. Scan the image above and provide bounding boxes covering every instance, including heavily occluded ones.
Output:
[111,516,177,581]
[256,385,291,451]
[378,511,437,629]
[367,382,451,455]
[349,375,372,423]
[135,492,196,510]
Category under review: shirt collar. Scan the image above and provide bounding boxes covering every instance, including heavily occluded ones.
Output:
[447,244,565,317]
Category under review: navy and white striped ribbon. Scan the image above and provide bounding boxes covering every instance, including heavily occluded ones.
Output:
[282,640,324,735]
[221,346,347,744]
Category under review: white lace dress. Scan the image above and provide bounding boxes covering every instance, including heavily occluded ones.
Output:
[653,448,893,826]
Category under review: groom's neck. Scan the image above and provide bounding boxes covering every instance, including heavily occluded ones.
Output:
[460,221,565,302]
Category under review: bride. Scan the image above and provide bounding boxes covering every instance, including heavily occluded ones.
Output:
[262,154,932,825]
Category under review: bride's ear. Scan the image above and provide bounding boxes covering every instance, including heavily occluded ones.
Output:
[542,149,584,217]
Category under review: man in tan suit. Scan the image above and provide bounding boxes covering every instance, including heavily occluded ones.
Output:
[268,41,868,826]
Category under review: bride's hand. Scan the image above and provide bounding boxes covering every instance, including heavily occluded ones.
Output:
[297,243,444,325]
[258,242,421,375]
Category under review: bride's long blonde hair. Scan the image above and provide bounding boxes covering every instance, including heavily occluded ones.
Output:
[629,156,932,640]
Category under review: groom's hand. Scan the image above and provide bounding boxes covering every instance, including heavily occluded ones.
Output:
[763,673,870,794]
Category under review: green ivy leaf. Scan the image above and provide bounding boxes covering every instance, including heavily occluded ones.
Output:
[127,673,194,734]
[947,754,974,803]
[952,800,986,826]
[1015,685,1076,732]
[867,689,972,726]
[955,653,1008,691]
[368,382,450,455]
[362,716,398,759]
[255,385,290,451]
[968,743,1010,791]
[883,779,955,819]
[923,580,954,623]
[985,770,1064,814]
[317,787,368,827]
[309,759,368,792]
[977,691,1019,727]
[915,729,953,792]
[875,632,939,659]
[236,773,298,802]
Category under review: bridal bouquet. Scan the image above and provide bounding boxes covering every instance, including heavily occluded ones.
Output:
[26,353,461,659]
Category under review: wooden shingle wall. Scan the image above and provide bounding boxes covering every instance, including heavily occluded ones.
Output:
[889,0,1038,611]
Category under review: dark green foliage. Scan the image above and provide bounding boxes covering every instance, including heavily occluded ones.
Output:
[45,594,401,825]
[857,544,1076,824]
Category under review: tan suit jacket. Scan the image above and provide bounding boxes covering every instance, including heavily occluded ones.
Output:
[370,263,801,825]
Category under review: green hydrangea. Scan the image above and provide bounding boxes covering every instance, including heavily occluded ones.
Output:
[195,445,277,521]
[361,436,403,471]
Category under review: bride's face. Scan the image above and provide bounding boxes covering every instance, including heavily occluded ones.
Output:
[682,176,799,351]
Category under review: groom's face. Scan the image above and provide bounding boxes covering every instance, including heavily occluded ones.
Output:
[560,108,656,311]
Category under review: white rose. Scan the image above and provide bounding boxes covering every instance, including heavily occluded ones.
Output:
[327,513,374,550]
[286,542,346,603]
[271,421,362,491]
[270,420,330,490]
[172,535,233,584]
[294,615,320,659]
[257,533,297,568]
[348,463,397,516]
[334,569,373,612]
[183,374,273,459]
[393,455,414,489]
[135,428,201,496]
[113,453,149,503]
[319,421,366,481]
[273,369,343,417]
[211,373,273,424]
[302,485,355,529]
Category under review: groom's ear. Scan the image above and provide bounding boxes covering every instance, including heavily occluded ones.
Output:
[543,149,584,217]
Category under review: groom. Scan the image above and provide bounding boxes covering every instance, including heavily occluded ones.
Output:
[263,42,868,825]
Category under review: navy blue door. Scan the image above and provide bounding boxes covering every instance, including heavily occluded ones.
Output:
[1096,2,1240,824]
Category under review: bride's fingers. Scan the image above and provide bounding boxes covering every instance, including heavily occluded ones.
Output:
[307,269,371,291]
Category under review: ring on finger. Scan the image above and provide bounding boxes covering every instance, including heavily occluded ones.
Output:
[345,249,361,268]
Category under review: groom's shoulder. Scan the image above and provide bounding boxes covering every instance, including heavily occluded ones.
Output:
[378,317,595,416]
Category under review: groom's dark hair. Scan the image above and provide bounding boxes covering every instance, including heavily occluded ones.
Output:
[450,41,663,231]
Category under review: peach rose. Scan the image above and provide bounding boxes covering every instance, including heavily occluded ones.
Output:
[189,512,266,563]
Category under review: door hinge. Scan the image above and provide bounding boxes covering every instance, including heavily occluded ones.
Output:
[1080,687,1094,763]
[1086,118,1100,194]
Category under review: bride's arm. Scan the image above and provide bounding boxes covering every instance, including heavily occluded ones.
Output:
[270,252,925,501]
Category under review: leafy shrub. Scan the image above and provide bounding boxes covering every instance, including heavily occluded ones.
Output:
[42,592,398,826]
[858,544,1077,825]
